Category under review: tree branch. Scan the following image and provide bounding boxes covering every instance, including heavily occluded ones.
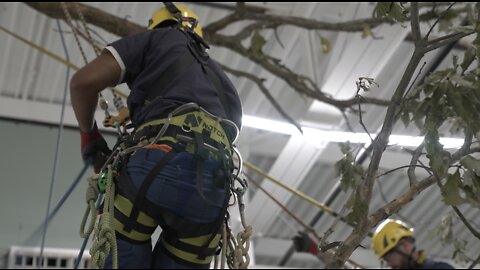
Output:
[452,206,480,240]
[407,143,425,185]
[24,2,391,127]
[426,32,474,53]
[324,6,429,267]
[369,176,437,226]
[410,3,422,42]
[24,2,145,37]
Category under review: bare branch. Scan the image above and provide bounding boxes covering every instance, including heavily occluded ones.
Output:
[426,32,474,53]
[452,206,480,240]
[410,3,422,42]
[375,164,432,180]
[24,2,145,37]
[369,176,437,226]
[425,2,457,40]
[407,143,425,185]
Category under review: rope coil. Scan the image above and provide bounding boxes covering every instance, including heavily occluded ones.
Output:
[89,164,118,269]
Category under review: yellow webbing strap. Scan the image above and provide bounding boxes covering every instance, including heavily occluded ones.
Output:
[113,194,157,242]
[136,110,231,150]
[161,234,221,265]
[243,160,336,216]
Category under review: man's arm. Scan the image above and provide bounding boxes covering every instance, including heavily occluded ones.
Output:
[70,50,122,132]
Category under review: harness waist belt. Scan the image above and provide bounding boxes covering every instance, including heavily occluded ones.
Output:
[133,110,232,151]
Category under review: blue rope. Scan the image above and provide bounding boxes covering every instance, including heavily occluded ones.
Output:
[25,162,90,251]
[38,18,71,268]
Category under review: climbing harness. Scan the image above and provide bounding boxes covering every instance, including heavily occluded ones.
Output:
[79,101,250,268]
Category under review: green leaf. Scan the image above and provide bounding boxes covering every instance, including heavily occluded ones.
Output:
[338,142,352,154]
[442,9,460,21]
[452,54,458,70]
[387,2,407,22]
[345,191,356,209]
[446,90,477,131]
[450,74,475,89]
[400,112,411,128]
[345,194,368,225]
[335,144,364,193]
[407,85,423,99]
[460,155,480,175]
[335,159,353,192]
[374,2,407,22]
[448,118,464,135]
[374,3,392,18]
[248,30,267,60]
[424,111,437,131]
[462,173,480,207]
[441,171,465,206]
[461,95,480,132]
[425,131,450,178]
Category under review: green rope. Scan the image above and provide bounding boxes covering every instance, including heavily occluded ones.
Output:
[90,164,118,269]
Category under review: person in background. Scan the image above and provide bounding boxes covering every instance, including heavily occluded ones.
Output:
[372,219,455,269]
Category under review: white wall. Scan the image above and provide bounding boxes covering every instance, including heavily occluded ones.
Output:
[0,119,117,250]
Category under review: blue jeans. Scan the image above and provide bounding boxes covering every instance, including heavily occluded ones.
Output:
[104,147,228,269]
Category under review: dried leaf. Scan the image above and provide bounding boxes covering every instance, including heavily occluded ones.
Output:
[320,35,331,54]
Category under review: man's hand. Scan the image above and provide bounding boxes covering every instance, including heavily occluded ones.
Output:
[80,122,111,173]
[292,231,319,255]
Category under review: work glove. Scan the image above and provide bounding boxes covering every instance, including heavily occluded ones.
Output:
[292,231,319,255]
[80,122,111,173]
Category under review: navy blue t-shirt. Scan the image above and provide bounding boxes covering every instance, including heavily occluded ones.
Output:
[106,28,242,131]
[418,259,455,269]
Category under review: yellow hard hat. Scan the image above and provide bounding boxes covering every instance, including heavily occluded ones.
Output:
[147,4,203,37]
[371,219,414,258]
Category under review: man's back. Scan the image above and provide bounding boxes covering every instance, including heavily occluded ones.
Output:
[106,28,242,128]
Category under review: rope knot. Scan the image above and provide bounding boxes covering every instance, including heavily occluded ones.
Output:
[86,175,100,203]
